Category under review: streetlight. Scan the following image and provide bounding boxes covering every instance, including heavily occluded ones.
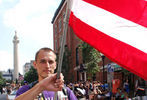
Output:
[101,53,105,83]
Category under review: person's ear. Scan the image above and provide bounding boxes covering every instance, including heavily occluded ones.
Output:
[33,61,37,69]
[55,62,57,69]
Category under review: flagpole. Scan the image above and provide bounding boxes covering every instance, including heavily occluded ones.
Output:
[54,0,70,99]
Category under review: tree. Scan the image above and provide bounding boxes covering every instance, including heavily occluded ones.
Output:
[80,42,101,78]
[0,72,6,86]
[24,66,38,83]
[0,72,3,79]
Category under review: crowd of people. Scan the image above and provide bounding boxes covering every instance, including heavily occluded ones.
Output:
[65,80,125,100]
[65,79,146,100]
[66,80,109,100]
[0,82,21,95]
[0,78,146,100]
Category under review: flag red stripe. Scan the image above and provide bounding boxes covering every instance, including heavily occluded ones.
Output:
[83,0,147,27]
[69,12,147,80]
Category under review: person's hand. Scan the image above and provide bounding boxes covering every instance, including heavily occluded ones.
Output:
[39,73,64,92]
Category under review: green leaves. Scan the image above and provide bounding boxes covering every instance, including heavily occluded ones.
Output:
[81,42,101,75]
[0,72,6,86]
[24,66,38,83]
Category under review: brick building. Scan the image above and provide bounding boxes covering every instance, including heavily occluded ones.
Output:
[52,0,83,82]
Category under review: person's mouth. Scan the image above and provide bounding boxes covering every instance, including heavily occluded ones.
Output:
[44,70,51,73]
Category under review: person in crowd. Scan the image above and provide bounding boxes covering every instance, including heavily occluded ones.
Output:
[15,47,77,100]
[111,79,120,100]
[97,85,106,100]
[6,86,12,95]
[120,88,129,100]
[115,88,121,100]
[123,79,129,94]
[76,83,86,100]
[23,81,28,86]
[0,85,3,94]
[103,88,111,100]
[135,78,146,100]
[66,82,74,91]
[15,83,21,90]
[84,81,90,100]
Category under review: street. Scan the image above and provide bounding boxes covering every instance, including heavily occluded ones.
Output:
[0,94,8,100]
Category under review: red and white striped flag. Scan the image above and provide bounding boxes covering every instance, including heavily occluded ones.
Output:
[69,0,147,80]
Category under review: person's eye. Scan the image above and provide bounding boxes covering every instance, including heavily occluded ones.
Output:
[40,60,46,64]
[49,60,54,64]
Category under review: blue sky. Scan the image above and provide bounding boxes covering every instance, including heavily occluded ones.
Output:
[0,0,61,74]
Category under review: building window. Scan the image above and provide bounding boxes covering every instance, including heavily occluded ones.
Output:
[59,35,62,48]
[63,12,65,21]
[55,40,58,52]
[58,18,62,32]
[54,25,57,35]
[76,47,79,66]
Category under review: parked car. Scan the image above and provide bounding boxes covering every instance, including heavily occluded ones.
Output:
[8,90,17,100]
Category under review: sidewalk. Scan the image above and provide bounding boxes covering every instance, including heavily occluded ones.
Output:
[0,94,8,100]
[132,96,147,100]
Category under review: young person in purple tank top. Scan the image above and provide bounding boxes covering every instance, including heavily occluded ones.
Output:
[15,47,77,100]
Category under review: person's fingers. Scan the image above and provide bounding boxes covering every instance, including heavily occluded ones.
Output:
[54,81,64,87]
[54,83,63,91]
[55,79,64,83]
[54,83,59,88]
[54,79,64,89]
[59,73,64,79]
[47,73,57,82]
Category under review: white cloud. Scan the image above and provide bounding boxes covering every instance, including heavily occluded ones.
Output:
[0,0,17,5]
[1,0,60,73]
[3,0,58,28]
[0,51,13,71]
[3,0,58,47]
[0,0,2,4]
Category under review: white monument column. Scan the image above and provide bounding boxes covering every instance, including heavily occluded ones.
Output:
[13,31,19,80]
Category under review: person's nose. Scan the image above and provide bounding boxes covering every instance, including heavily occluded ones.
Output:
[46,61,51,68]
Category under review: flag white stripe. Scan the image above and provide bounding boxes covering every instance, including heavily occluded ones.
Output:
[71,0,147,53]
